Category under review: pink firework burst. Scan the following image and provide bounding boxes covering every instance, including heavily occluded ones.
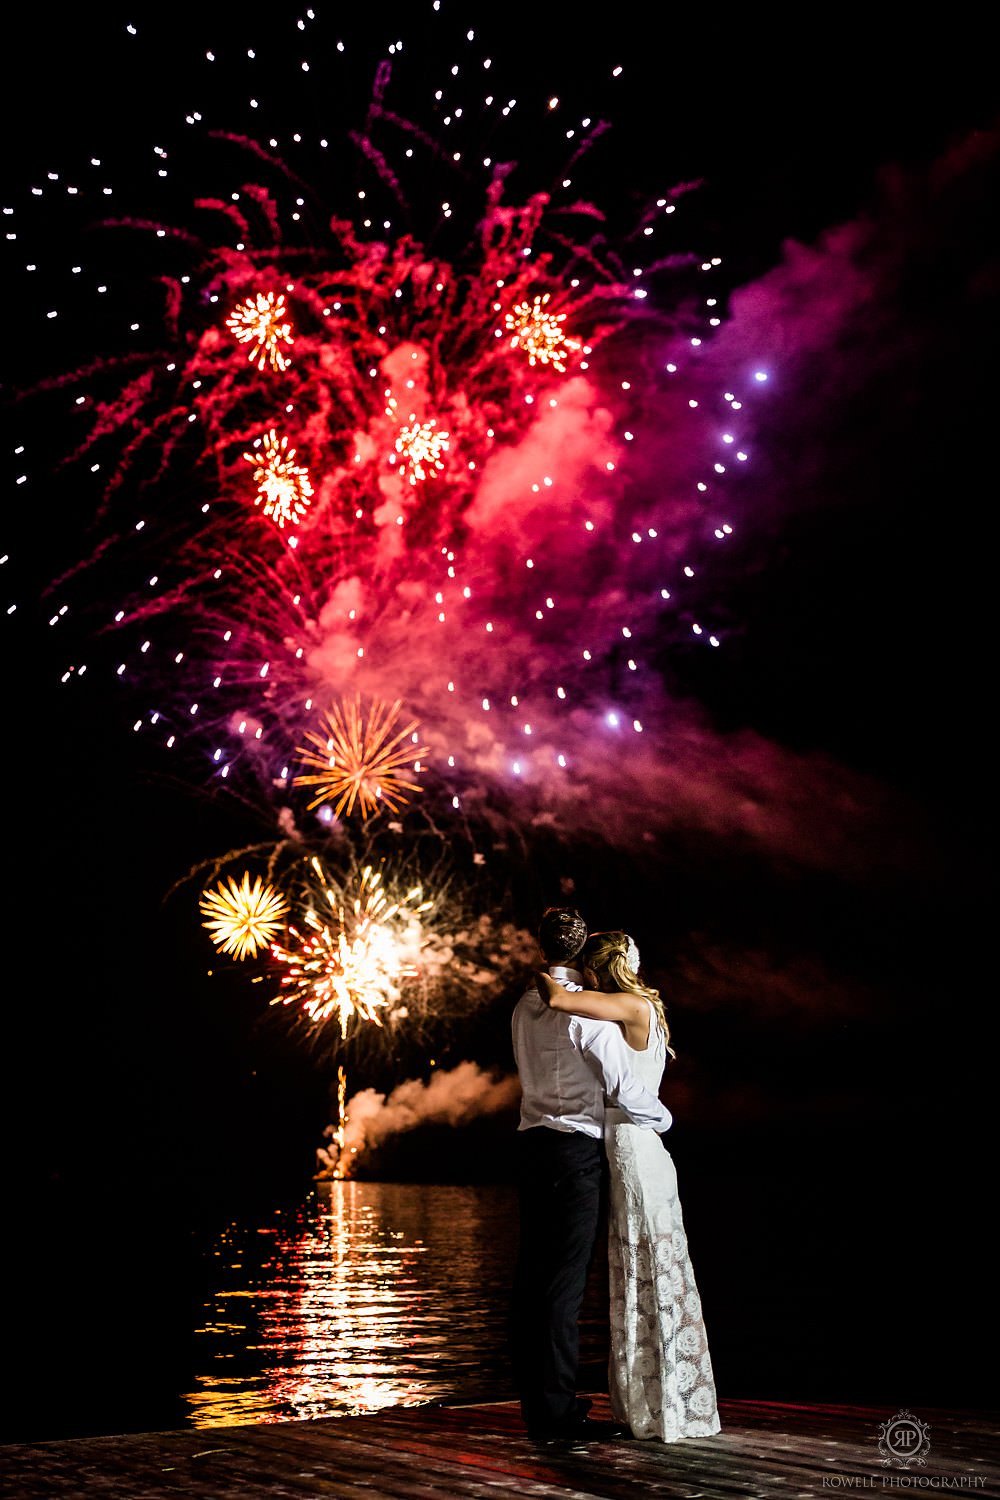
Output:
[8,23,768,846]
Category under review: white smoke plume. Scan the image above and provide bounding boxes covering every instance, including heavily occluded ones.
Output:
[316,1061,520,1177]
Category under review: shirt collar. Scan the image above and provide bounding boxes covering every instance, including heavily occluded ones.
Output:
[548,964,583,985]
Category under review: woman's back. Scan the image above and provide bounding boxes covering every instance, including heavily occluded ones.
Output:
[605,998,665,1122]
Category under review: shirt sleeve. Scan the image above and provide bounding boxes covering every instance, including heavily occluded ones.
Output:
[575,1019,673,1132]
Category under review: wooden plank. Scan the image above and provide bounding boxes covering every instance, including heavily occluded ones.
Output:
[2,1398,996,1500]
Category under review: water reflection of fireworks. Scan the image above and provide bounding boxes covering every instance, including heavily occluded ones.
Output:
[186,1182,453,1427]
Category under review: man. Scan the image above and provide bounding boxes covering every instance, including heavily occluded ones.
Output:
[510,905,673,1442]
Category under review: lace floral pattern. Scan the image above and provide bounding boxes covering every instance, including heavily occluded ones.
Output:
[605,1005,721,1442]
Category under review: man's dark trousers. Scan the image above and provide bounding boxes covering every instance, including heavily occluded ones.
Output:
[511,1125,603,1436]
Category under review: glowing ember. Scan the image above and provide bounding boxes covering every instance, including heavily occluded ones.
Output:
[270,860,434,1040]
[243,429,313,529]
[293,696,425,820]
[199,872,289,961]
[226,291,294,372]
[394,418,450,484]
[504,293,581,372]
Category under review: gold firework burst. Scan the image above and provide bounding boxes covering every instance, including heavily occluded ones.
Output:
[200,872,289,960]
[243,428,314,529]
[226,290,294,371]
[293,696,426,820]
[504,293,581,372]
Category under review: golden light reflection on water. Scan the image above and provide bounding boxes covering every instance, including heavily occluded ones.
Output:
[184,1180,519,1429]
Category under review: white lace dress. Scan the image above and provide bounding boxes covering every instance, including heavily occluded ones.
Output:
[605,1001,721,1441]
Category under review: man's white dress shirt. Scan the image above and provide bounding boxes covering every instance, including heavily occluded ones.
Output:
[512,965,672,1137]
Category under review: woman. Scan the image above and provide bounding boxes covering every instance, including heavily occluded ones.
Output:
[539,930,720,1442]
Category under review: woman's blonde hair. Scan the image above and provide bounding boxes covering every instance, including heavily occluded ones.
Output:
[582,930,675,1056]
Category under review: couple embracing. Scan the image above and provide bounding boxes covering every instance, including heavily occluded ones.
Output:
[511,906,720,1445]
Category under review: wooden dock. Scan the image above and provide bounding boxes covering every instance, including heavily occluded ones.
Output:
[2,1396,996,1498]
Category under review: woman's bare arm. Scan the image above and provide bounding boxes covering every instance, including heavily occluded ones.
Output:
[536,971,650,1048]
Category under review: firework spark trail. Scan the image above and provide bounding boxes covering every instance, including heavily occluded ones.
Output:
[7,17,770,854]
[330,1065,349,1180]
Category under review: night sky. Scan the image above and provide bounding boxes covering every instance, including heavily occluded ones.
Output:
[3,3,994,1437]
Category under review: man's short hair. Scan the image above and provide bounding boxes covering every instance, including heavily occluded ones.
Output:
[538,906,588,965]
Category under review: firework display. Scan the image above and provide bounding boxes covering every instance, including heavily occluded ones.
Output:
[189,842,533,1091]
[4,12,768,1078]
[6,16,765,835]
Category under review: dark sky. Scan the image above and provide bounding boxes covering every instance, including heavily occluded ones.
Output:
[3,3,994,1431]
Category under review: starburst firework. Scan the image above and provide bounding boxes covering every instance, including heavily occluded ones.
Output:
[293,696,425,820]
[270,860,434,1039]
[200,871,289,960]
[243,428,313,529]
[393,418,450,484]
[226,290,294,372]
[504,293,582,372]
